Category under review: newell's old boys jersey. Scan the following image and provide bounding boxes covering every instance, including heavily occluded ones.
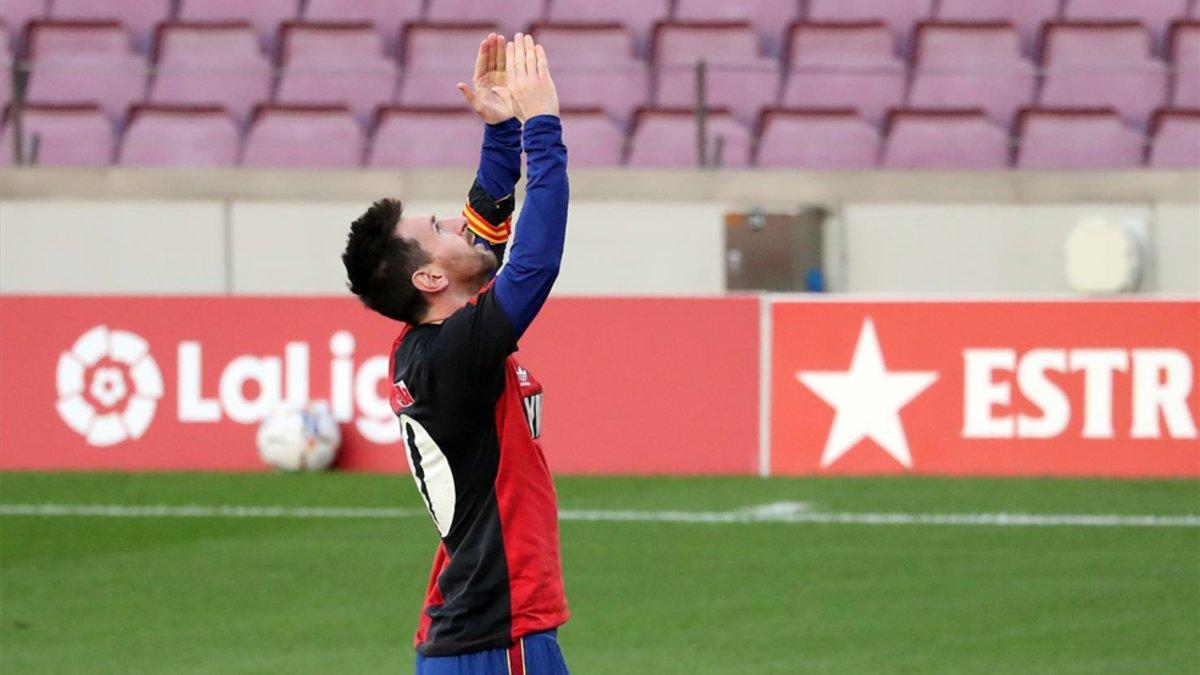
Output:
[389,281,568,657]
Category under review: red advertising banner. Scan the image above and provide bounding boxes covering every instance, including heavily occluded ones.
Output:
[769,300,1200,477]
[0,296,760,474]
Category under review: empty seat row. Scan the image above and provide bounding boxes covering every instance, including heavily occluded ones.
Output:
[3,0,1197,56]
[3,103,1196,170]
[9,19,1200,129]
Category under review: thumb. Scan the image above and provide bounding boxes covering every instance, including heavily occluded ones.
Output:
[457,83,478,108]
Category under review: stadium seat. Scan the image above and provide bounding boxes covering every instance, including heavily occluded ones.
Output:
[242,104,363,168]
[176,0,300,52]
[1063,0,1190,51]
[1168,20,1200,107]
[545,0,671,54]
[881,108,1010,168]
[398,22,498,107]
[275,21,399,125]
[0,0,49,50]
[651,21,778,123]
[118,104,239,166]
[148,22,271,124]
[779,21,906,124]
[1148,107,1200,167]
[626,106,751,167]
[934,0,1061,54]
[425,0,542,38]
[367,106,480,168]
[530,23,648,122]
[558,107,624,167]
[303,0,424,54]
[0,102,113,165]
[49,0,172,53]
[0,23,11,111]
[671,0,802,55]
[22,20,147,122]
[908,21,1035,125]
[1038,21,1169,128]
[755,107,880,168]
[1015,107,1145,168]
[805,0,933,52]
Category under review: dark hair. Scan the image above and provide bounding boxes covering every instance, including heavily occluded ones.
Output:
[342,198,430,324]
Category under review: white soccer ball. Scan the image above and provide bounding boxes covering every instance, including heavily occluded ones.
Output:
[255,402,341,472]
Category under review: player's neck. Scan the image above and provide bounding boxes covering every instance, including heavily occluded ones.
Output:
[419,289,474,325]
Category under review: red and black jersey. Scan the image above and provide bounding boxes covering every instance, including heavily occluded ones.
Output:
[389,282,568,657]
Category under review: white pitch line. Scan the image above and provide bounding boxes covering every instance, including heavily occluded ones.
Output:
[0,503,1198,528]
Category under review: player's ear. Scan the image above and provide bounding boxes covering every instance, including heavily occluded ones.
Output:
[412,266,449,294]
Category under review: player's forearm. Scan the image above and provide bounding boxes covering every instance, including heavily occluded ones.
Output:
[495,114,568,336]
[464,119,521,257]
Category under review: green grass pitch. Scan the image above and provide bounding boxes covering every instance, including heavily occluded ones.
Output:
[1,472,1197,674]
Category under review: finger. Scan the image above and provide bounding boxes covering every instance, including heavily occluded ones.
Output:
[512,32,526,79]
[473,38,489,81]
[494,35,506,74]
[457,82,478,109]
[535,44,548,79]
[523,34,536,79]
[484,33,496,73]
[505,40,516,82]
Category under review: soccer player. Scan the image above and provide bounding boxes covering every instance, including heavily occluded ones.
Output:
[341,33,570,675]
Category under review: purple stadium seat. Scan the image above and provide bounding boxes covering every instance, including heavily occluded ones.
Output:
[176,0,300,52]
[1148,108,1200,167]
[276,21,398,125]
[425,0,542,38]
[303,0,424,53]
[1063,0,1190,51]
[242,104,363,167]
[50,0,171,53]
[881,108,1010,168]
[908,21,1035,125]
[148,22,271,124]
[0,23,11,111]
[806,0,933,52]
[0,0,49,47]
[23,20,147,122]
[935,0,1061,53]
[0,103,113,165]
[398,22,498,107]
[118,104,239,166]
[1169,20,1200,107]
[652,21,778,123]
[545,0,671,54]
[368,106,481,168]
[559,107,624,167]
[1039,21,1169,128]
[530,23,648,122]
[755,107,880,168]
[780,21,906,124]
[672,0,802,55]
[1016,107,1145,168]
[626,107,751,167]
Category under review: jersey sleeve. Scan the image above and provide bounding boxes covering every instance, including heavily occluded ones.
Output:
[463,118,521,264]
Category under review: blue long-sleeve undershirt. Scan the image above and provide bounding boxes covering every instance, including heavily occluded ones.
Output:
[477,118,522,202]
[493,115,568,338]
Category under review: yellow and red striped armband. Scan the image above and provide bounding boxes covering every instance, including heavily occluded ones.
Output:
[463,202,512,244]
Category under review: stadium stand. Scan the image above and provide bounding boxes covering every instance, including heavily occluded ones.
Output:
[1015,107,1146,168]
[806,0,932,51]
[241,104,362,168]
[425,0,542,38]
[367,106,480,168]
[49,0,171,53]
[908,21,1035,125]
[652,21,779,123]
[22,20,147,122]
[397,22,497,108]
[672,0,801,55]
[779,21,906,124]
[117,104,238,166]
[1148,107,1200,167]
[0,0,49,50]
[148,22,271,124]
[881,108,1010,169]
[934,0,1061,53]
[556,107,624,167]
[755,107,880,169]
[275,21,398,125]
[0,102,113,165]
[1062,0,1190,51]
[529,23,647,123]
[1038,21,1168,128]
[626,107,751,167]
[303,0,423,54]
[1170,20,1200,107]
[1,22,11,111]
[544,0,670,54]
[175,0,301,52]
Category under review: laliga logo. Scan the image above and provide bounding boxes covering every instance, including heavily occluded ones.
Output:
[56,326,164,447]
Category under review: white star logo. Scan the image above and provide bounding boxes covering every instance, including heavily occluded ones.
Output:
[797,319,938,469]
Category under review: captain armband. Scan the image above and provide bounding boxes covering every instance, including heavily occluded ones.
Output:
[462,180,515,245]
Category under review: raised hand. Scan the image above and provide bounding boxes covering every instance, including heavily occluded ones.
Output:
[458,33,516,124]
[503,33,559,123]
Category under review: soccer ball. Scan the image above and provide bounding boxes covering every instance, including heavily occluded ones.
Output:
[255,402,341,472]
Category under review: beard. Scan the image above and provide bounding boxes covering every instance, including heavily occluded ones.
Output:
[451,247,499,294]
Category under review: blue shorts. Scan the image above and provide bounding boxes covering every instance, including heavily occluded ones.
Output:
[415,630,569,675]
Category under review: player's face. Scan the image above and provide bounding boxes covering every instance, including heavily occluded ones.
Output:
[396,213,497,292]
